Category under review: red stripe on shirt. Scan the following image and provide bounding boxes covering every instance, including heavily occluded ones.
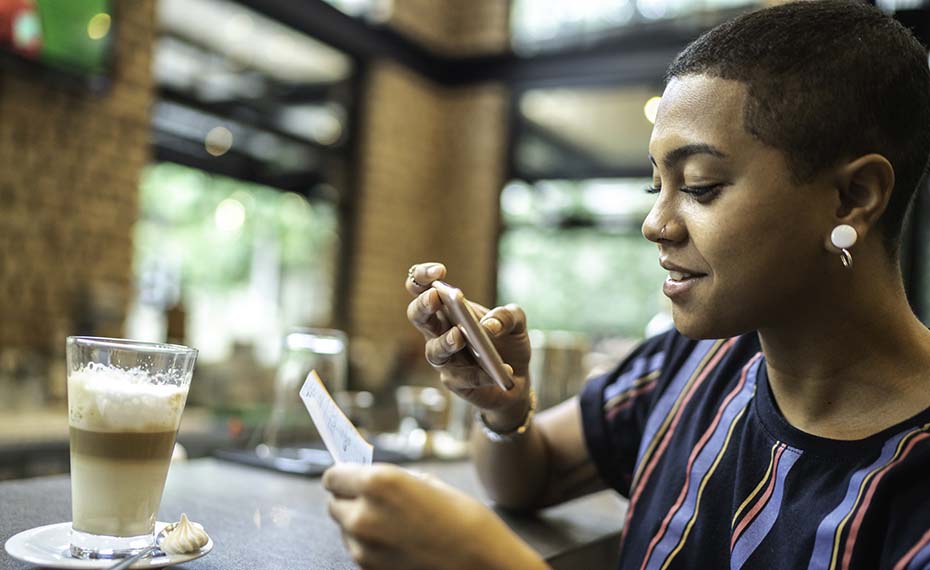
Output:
[619,338,737,553]
[638,351,758,570]
[730,444,786,550]
[606,380,659,421]
[895,527,930,570]
[842,430,930,570]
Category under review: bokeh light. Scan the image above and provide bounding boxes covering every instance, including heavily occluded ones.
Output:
[87,13,111,40]
[214,198,246,233]
[643,96,661,124]
[205,127,234,156]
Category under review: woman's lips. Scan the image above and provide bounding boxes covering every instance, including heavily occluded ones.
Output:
[662,271,705,299]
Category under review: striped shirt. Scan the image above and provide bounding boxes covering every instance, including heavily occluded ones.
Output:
[580,330,930,570]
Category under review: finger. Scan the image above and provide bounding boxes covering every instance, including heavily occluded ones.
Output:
[436,350,499,387]
[328,496,356,528]
[404,263,446,295]
[402,468,439,483]
[425,327,466,367]
[441,368,497,393]
[406,289,447,339]
[323,464,368,498]
[329,497,386,543]
[468,300,489,319]
[343,535,394,569]
[480,303,527,337]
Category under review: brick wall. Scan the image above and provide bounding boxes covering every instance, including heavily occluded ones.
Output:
[388,0,511,56]
[0,0,156,353]
[0,0,508,390]
[345,2,512,389]
[348,62,509,386]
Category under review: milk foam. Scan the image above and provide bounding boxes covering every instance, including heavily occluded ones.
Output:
[68,364,189,432]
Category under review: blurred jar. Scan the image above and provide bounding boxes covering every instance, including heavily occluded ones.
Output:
[262,328,348,450]
[334,390,375,436]
[377,385,467,460]
[395,385,447,433]
[529,330,591,411]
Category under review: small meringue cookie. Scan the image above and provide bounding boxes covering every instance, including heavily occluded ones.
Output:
[161,513,209,554]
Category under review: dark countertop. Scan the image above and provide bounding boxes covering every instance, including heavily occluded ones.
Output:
[1,458,627,569]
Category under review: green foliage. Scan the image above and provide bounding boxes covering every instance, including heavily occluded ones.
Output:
[498,179,666,337]
[135,162,338,293]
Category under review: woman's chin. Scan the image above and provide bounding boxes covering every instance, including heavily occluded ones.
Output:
[671,311,748,341]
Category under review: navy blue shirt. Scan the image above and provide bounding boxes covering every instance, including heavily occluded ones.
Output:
[580,330,930,570]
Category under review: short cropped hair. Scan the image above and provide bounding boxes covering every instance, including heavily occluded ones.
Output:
[667,0,930,254]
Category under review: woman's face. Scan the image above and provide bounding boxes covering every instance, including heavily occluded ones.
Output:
[644,75,835,339]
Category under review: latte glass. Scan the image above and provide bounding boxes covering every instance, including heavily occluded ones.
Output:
[66,337,197,559]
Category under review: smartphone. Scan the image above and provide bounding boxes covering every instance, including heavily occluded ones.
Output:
[430,280,514,391]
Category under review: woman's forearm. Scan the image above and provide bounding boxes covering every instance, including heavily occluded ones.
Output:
[471,420,551,510]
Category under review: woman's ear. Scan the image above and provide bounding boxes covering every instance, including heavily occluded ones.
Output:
[832,153,895,233]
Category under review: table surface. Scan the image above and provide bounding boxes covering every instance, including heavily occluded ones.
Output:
[1,458,627,569]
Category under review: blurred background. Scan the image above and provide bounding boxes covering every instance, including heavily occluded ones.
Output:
[2,0,930,479]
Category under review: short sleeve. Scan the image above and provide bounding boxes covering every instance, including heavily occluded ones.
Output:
[580,329,689,497]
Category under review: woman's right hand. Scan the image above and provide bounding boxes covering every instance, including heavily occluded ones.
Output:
[405,262,533,431]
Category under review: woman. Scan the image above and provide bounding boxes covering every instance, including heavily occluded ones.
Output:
[324,1,930,568]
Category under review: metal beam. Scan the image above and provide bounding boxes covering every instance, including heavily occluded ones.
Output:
[158,87,347,154]
[519,121,613,173]
[152,131,325,196]
[235,0,703,88]
[234,0,441,80]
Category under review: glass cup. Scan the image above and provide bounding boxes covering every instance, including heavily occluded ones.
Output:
[262,327,348,450]
[66,336,197,559]
[395,385,448,432]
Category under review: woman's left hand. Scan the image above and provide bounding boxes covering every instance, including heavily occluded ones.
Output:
[322,463,549,570]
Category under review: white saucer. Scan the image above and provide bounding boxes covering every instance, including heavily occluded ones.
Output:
[4,521,213,568]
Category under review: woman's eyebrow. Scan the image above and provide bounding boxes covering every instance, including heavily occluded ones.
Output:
[649,143,728,168]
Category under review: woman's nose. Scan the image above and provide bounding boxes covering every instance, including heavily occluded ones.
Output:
[642,202,668,243]
[642,195,683,244]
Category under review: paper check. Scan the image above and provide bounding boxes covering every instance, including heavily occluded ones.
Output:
[299,370,373,465]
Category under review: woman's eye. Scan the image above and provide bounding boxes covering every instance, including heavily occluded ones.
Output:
[644,185,661,194]
[680,184,724,199]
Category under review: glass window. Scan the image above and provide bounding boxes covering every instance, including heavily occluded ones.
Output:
[511,0,763,52]
[498,179,667,338]
[135,0,356,374]
[129,162,340,367]
[516,85,661,179]
[504,82,674,341]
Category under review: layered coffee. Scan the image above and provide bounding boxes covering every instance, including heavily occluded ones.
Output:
[68,364,189,538]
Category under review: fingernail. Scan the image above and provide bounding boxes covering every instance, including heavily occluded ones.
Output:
[428,265,443,278]
[446,329,456,346]
[483,318,502,335]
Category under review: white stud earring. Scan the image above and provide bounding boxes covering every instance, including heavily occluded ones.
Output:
[830,224,857,268]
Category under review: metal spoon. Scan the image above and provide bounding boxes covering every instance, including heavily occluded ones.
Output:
[103,525,173,570]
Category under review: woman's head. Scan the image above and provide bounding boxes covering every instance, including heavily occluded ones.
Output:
[666,0,930,254]
[643,0,930,339]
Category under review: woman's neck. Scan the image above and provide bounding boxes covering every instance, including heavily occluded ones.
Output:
[758,268,930,440]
